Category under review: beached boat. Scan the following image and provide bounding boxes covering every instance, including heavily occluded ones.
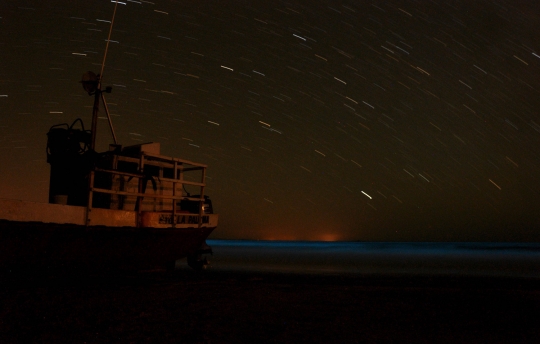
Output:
[0,4,218,271]
[0,107,218,272]
[0,112,218,271]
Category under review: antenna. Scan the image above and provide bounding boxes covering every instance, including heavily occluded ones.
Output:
[85,1,120,151]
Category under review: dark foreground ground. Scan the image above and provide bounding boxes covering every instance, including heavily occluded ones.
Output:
[1,267,539,343]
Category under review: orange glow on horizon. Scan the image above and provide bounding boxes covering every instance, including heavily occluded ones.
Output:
[317,233,342,242]
[258,225,345,241]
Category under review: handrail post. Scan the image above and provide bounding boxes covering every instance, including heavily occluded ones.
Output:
[198,166,206,228]
[136,153,145,228]
[172,161,177,228]
[86,170,95,226]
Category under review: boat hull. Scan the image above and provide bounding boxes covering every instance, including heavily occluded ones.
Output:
[0,220,215,271]
[0,199,217,271]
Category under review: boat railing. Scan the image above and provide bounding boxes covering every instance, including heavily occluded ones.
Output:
[86,151,207,228]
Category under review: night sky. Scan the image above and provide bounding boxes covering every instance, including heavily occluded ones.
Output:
[1,0,540,241]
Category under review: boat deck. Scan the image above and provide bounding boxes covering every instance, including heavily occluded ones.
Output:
[0,198,218,229]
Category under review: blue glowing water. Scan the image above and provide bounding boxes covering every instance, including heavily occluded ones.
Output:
[191,240,540,278]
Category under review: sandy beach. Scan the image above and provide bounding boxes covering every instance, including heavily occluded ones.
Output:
[1,267,539,343]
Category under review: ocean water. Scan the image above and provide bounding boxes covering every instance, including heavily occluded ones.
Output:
[189,240,540,278]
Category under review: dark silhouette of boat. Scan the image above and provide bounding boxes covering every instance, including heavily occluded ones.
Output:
[0,107,217,272]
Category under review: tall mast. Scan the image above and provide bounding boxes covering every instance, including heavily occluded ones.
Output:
[89,1,119,151]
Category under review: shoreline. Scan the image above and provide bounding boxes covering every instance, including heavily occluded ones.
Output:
[1,268,539,343]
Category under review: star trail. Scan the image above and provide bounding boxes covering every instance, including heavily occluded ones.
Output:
[1,0,539,241]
